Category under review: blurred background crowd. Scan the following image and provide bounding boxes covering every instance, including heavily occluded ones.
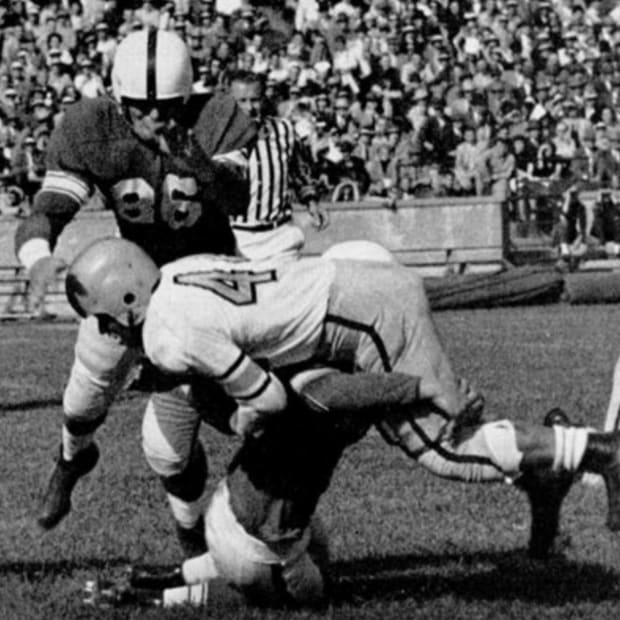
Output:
[3,0,620,244]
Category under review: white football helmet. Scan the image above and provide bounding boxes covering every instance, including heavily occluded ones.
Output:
[322,241,398,264]
[112,28,193,103]
[66,238,160,327]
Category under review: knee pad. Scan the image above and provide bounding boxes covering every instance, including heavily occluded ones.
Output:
[141,390,200,477]
[160,440,208,503]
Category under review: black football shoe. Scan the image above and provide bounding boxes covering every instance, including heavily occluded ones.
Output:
[37,443,100,530]
[578,430,620,531]
[516,408,575,559]
[129,565,186,590]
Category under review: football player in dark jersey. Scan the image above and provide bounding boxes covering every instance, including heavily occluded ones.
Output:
[129,369,448,608]
[13,28,256,555]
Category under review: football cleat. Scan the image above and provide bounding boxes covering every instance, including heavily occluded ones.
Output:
[175,515,208,558]
[543,407,570,428]
[517,407,575,559]
[129,565,185,591]
[579,431,620,531]
[37,443,100,530]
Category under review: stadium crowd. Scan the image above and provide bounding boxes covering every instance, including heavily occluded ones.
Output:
[3,0,620,227]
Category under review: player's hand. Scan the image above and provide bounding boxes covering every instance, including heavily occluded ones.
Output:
[456,377,486,418]
[307,200,330,231]
[229,404,263,437]
[418,375,460,417]
[27,255,66,315]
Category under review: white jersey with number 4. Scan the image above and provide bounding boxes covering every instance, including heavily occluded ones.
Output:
[143,254,335,399]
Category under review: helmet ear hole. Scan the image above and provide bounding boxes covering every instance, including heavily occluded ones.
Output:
[124,292,136,305]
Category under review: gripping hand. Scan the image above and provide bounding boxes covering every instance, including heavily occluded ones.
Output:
[27,255,66,315]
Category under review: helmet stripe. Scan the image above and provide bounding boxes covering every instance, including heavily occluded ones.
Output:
[146,28,157,101]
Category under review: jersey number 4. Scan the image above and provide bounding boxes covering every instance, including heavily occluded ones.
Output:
[174,270,277,305]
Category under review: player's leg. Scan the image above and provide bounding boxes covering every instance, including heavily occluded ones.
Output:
[325,260,465,415]
[603,353,620,432]
[323,262,584,555]
[38,315,141,529]
[142,385,210,557]
[386,401,620,555]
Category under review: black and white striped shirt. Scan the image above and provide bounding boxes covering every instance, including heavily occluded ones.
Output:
[231,117,317,230]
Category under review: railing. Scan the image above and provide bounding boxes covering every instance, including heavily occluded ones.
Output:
[0,195,509,319]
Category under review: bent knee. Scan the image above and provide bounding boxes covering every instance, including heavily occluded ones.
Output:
[142,401,190,477]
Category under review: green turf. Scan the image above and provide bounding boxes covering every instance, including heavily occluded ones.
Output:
[2,305,620,619]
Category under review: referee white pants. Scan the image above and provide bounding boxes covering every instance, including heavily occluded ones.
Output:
[233,222,305,260]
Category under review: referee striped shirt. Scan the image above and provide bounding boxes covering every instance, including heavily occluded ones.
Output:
[231,117,317,230]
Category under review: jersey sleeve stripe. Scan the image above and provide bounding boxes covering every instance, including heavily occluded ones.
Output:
[42,170,91,204]
[236,373,271,401]
[215,351,245,381]
[216,354,272,401]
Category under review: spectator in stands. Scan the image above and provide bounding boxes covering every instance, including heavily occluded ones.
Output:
[453,124,478,196]
[552,119,578,180]
[328,137,370,199]
[406,86,430,141]
[74,58,105,99]
[94,21,118,77]
[366,141,397,199]
[591,189,620,257]
[11,132,45,206]
[556,185,587,268]
[46,54,73,100]
[0,178,25,217]
[593,136,620,189]
[45,32,73,67]
[478,134,516,201]
[511,132,538,232]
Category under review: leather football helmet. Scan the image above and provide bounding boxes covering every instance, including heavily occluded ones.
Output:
[112,28,193,103]
[66,238,160,327]
[322,240,398,264]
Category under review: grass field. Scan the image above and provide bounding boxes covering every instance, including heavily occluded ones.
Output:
[3,304,620,619]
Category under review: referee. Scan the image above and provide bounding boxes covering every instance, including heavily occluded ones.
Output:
[226,71,329,260]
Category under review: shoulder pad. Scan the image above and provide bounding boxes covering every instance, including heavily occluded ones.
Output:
[191,93,257,158]
[47,98,134,178]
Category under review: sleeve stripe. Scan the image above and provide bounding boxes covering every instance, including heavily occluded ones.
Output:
[236,374,271,401]
[42,171,90,204]
[215,351,245,381]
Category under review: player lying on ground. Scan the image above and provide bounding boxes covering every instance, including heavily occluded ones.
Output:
[129,369,558,608]
[65,238,620,559]
[14,28,256,554]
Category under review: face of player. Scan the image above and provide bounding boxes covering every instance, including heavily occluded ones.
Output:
[96,314,143,348]
[230,80,264,124]
[124,98,185,144]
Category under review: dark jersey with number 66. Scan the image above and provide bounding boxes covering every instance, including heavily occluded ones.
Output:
[15,94,256,266]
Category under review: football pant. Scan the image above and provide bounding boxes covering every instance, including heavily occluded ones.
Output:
[205,481,325,607]
[324,261,508,482]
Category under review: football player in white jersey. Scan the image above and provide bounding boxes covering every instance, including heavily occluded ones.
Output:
[65,237,620,559]
[14,28,256,555]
